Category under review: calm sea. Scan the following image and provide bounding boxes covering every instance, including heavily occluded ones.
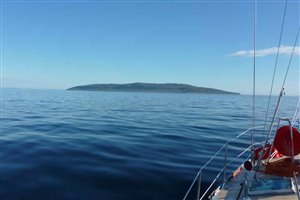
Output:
[1,88,298,200]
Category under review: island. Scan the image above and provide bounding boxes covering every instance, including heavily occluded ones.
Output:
[67,83,239,95]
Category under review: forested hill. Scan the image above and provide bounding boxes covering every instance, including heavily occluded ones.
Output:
[67,83,240,95]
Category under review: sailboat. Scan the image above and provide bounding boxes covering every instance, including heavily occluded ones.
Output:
[182,0,300,199]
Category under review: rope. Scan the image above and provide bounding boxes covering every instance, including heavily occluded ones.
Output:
[265,157,300,177]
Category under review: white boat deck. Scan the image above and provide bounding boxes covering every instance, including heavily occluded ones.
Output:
[216,155,300,200]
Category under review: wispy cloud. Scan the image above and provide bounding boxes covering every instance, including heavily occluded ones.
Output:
[230,45,300,57]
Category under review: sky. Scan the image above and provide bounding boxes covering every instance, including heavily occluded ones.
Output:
[1,0,299,95]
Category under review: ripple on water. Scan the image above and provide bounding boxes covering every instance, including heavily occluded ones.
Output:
[1,89,298,200]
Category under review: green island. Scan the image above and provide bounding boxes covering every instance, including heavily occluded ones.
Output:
[67,83,239,95]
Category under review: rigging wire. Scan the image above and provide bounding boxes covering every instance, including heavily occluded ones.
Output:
[256,27,300,171]
[291,98,300,126]
[294,43,300,127]
[260,0,288,144]
[281,27,300,89]
[255,0,300,172]
[251,0,257,164]
[283,27,300,127]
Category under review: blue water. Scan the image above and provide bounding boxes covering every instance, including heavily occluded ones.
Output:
[1,89,298,200]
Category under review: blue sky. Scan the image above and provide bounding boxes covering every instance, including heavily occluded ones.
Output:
[1,0,299,95]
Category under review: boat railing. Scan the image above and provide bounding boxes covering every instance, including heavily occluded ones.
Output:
[182,125,270,200]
